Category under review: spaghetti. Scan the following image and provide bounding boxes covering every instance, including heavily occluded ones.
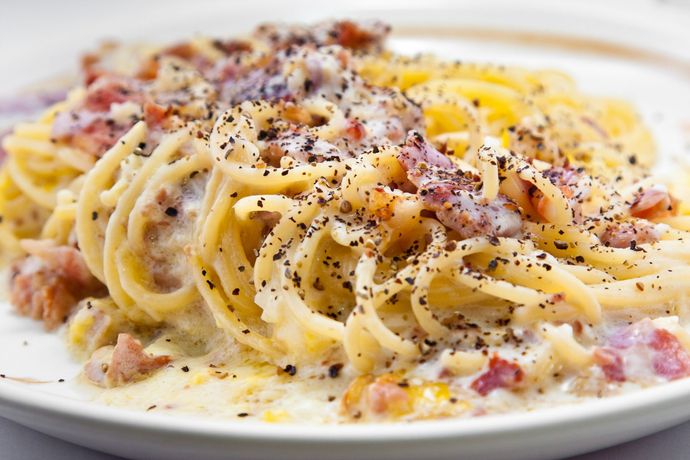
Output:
[2,19,690,422]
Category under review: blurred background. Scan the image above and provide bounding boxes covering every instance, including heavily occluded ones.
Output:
[1,0,688,95]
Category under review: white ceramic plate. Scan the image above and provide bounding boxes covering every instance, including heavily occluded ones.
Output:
[1,1,689,459]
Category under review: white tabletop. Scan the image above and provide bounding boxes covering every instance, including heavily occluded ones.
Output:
[2,415,690,459]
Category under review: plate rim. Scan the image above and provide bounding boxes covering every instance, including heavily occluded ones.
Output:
[2,373,690,441]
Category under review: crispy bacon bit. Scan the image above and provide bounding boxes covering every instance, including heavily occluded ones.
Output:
[424,182,522,239]
[108,334,171,381]
[163,43,197,61]
[602,319,690,382]
[599,221,660,248]
[81,50,108,85]
[85,333,171,388]
[211,39,253,55]
[648,329,690,380]
[593,347,625,382]
[345,118,366,142]
[530,165,589,223]
[67,118,133,157]
[333,20,389,50]
[143,101,171,128]
[52,75,144,157]
[398,132,521,239]
[630,187,678,220]
[10,269,75,331]
[84,76,143,112]
[9,242,105,330]
[136,58,159,81]
[470,354,524,396]
[398,131,453,171]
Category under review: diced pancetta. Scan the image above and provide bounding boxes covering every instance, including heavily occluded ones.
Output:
[470,354,524,396]
[51,76,144,157]
[398,132,522,239]
[83,76,144,112]
[530,165,590,223]
[593,347,626,382]
[84,333,171,388]
[630,186,678,220]
[9,242,105,330]
[596,319,690,382]
[599,221,660,248]
[398,131,453,173]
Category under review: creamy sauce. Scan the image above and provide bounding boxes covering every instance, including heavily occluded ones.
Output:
[87,310,667,423]
[90,337,350,423]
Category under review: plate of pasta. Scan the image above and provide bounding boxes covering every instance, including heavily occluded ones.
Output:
[0,1,690,459]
